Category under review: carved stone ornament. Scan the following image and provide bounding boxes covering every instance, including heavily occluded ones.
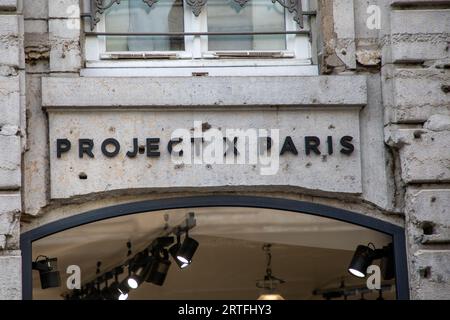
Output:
[186,0,208,16]
[233,0,250,7]
[87,0,304,30]
[272,0,304,28]
[89,0,121,30]
[143,0,159,7]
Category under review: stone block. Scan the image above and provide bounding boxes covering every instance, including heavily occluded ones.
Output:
[332,0,356,69]
[23,75,49,215]
[49,18,80,40]
[42,76,368,108]
[48,108,363,199]
[0,255,21,300]
[49,40,81,72]
[49,0,79,19]
[396,130,450,184]
[23,0,48,19]
[0,193,20,234]
[0,15,21,67]
[390,9,450,62]
[0,74,21,128]
[48,19,81,72]
[387,68,450,123]
[410,250,450,300]
[0,135,21,189]
[361,74,394,210]
[24,20,48,34]
[406,188,450,244]
[0,193,20,249]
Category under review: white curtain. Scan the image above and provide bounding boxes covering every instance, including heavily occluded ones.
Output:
[106,0,184,52]
[207,0,286,51]
[105,0,285,52]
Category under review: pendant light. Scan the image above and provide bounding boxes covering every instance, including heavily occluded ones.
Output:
[256,244,285,300]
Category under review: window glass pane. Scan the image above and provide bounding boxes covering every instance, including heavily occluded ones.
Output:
[207,0,286,51]
[105,0,184,52]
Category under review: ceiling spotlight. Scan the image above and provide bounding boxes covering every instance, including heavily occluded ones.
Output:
[103,268,127,300]
[348,245,376,278]
[147,248,171,286]
[105,282,128,301]
[348,243,394,278]
[169,235,189,269]
[127,253,154,289]
[127,277,138,289]
[118,292,128,300]
[176,233,199,265]
[118,279,130,300]
[32,256,61,289]
[108,282,122,300]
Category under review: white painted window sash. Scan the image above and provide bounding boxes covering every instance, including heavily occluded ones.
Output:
[84,0,313,66]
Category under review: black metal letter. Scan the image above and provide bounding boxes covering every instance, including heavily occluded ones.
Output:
[305,136,321,155]
[126,138,139,158]
[79,139,94,158]
[56,139,71,158]
[101,138,120,158]
[327,136,334,155]
[168,138,184,156]
[147,138,161,157]
[280,136,299,156]
[224,137,239,156]
[340,136,355,155]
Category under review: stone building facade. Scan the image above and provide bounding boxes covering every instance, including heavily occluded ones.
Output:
[0,0,449,299]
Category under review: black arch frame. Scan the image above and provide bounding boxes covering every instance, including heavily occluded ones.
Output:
[20,195,410,300]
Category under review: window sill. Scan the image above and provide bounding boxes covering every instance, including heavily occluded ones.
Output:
[42,75,367,110]
[83,58,318,77]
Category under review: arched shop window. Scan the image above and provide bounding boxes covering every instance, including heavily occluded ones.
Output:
[24,198,408,300]
[83,0,315,61]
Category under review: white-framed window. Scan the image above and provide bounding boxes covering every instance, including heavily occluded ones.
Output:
[83,0,317,75]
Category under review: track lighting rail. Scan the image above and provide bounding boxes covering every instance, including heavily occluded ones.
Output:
[65,212,198,300]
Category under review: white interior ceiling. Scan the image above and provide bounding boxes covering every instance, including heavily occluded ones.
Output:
[32,207,395,300]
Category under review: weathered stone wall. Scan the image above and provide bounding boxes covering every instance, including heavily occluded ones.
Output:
[0,0,23,300]
[0,0,446,299]
[382,1,450,300]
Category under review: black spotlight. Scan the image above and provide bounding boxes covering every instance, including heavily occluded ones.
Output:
[348,243,394,279]
[103,270,124,300]
[147,249,171,286]
[127,253,154,289]
[348,245,375,278]
[110,267,129,300]
[176,234,199,266]
[170,235,189,269]
[32,256,61,289]
[117,279,130,300]
[103,282,123,300]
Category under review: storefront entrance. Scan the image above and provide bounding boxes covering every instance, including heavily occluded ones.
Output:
[21,196,409,300]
